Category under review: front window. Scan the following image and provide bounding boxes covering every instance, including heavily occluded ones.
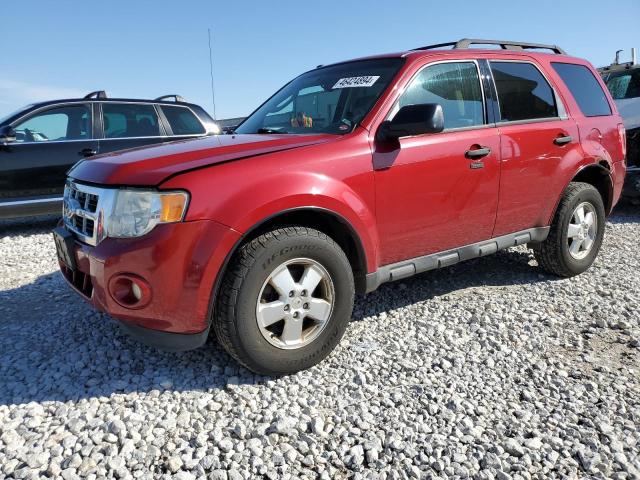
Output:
[604,69,640,100]
[392,61,485,129]
[13,104,91,143]
[235,58,404,135]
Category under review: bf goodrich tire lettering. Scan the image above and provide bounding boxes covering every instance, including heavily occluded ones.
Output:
[214,227,355,375]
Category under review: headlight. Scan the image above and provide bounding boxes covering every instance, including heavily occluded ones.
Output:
[106,190,189,238]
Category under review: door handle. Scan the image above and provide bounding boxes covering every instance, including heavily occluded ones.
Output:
[465,147,491,159]
[79,148,97,157]
[553,135,573,146]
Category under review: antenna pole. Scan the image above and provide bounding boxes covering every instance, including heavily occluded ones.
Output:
[208,28,217,120]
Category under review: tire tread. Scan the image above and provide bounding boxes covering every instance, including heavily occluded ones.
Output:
[534,182,602,277]
[214,226,352,374]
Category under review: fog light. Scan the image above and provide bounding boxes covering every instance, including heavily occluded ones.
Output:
[108,274,152,309]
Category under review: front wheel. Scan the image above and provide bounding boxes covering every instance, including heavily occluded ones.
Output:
[214,227,355,375]
[534,182,606,277]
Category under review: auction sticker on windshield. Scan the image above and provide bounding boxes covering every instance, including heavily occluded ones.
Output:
[333,76,380,89]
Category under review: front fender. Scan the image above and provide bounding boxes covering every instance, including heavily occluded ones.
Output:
[221,173,379,273]
[162,165,380,273]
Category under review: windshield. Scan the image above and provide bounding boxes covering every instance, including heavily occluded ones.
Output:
[236,58,404,135]
[0,104,34,125]
[604,69,640,100]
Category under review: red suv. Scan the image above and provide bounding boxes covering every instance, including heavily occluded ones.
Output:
[54,39,626,375]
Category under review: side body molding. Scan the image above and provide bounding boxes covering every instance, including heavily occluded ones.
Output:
[365,227,550,292]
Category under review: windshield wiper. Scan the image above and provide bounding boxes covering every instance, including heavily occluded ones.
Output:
[256,127,288,134]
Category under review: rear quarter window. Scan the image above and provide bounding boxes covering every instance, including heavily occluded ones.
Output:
[551,62,612,117]
[160,105,206,135]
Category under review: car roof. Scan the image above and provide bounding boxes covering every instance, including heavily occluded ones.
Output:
[318,38,581,69]
[599,63,640,74]
[322,48,582,68]
[0,97,212,127]
[23,97,203,109]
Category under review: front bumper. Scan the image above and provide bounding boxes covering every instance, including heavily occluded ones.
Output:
[118,322,211,352]
[57,219,241,345]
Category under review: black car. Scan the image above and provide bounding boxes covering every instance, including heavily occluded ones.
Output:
[0,91,218,219]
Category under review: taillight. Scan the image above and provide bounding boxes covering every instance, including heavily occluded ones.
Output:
[618,123,627,164]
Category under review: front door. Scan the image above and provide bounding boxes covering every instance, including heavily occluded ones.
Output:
[374,61,500,266]
[0,103,96,200]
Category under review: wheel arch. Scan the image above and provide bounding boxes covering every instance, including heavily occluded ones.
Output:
[551,161,614,222]
[209,207,370,327]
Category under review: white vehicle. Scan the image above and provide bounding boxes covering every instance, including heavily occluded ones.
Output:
[600,49,640,195]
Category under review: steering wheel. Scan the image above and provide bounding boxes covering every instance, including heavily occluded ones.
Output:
[24,128,35,142]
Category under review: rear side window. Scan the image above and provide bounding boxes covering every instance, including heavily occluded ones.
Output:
[552,63,611,116]
[160,105,206,135]
[394,61,485,129]
[490,62,558,122]
[103,103,161,138]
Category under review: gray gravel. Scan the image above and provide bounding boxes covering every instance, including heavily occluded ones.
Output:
[0,205,639,480]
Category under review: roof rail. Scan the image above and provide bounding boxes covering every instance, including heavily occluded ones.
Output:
[84,90,107,99]
[413,38,567,55]
[155,94,186,102]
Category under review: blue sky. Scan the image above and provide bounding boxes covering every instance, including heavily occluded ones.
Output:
[1,0,639,120]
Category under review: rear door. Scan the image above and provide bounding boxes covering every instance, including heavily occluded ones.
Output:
[0,103,97,200]
[97,102,167,155]
[489,60,581,236]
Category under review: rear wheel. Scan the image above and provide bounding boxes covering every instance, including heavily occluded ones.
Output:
[534,182,605,277]
[214,227,354,375]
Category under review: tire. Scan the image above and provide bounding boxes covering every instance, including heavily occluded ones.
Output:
[214,227,355,375]
[534,182,605,277]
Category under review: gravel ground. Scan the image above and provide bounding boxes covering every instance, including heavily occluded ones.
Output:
[0,205,639,480]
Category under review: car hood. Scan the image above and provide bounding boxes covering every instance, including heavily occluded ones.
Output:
[68,134,336,186]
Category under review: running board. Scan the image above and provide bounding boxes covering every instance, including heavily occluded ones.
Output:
[365,227,550,292]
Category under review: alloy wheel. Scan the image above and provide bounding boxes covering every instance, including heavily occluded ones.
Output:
[567,201,598,260]
[256,258,334,350]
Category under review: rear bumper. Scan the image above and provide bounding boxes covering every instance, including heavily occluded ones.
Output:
[57,219,241,343]
[612,161,627,207]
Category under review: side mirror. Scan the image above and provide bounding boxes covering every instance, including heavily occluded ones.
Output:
[376,103,444,142]
[0,125,17,144]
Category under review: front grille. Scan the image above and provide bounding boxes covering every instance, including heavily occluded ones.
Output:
[63,181,110,246]
[69,186,99,212]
